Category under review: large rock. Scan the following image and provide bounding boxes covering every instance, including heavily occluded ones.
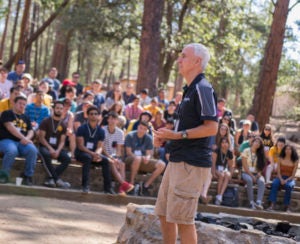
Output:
[117,204,298,244]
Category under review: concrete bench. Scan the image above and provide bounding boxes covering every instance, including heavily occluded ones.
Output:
[1,157,300,212]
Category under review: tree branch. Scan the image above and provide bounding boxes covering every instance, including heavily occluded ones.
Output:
[4,0,70,69]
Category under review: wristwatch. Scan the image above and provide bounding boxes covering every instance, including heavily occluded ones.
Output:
[181,130,188,139]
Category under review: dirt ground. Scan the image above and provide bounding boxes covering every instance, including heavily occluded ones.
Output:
[0,194,127,244]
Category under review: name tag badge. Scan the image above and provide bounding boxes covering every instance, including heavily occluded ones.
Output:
[134,150,142,156]
[49,137,57,145]
[16,127,21,132]
[250,166,255,172]
[217,166,224,172]
[264,146,269,151]
[86,142,94,150]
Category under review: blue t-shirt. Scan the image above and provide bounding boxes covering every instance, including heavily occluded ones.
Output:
[93,93,105,111]
[76,123,105,151]
[169,73,218,167]
[25,103,51,126]
[124,131,153,156]
[7,71,23,84]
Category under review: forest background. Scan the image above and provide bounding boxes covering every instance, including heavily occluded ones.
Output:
[0,0,299,129]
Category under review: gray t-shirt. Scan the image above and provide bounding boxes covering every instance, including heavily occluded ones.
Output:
[124,131,153,156]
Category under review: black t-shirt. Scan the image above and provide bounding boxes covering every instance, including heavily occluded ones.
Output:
[0,110,32,141]
[169,73,218,167]
[75,123,105,152]
[214,148,233,169]
[74,111,88,126]
[39,117,67,149]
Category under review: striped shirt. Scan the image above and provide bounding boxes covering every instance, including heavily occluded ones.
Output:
[103,125,124,156]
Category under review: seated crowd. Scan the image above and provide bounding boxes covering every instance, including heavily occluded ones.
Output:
[0,63,299,212]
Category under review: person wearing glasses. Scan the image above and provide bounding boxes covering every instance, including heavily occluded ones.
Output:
[75,106,113,194]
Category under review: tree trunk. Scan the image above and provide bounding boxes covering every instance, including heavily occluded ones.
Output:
[0,0,12,59]
[43,24,52,76]
[249,0,290,129]
[158,0,191,87]
[27,2,38,74]
[9,0,21,59]
[136,0,164,97]
[51,22,73,80]
[15,0,32,65]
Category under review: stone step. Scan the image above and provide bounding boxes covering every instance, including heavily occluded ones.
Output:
[1,158,300,212]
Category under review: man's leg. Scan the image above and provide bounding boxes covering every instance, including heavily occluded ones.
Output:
[75,152,92,189]
[100,157,112,192]
[145,160,165,187]
[56,149,71,179]
[0,139,19,175]
[178,224,197,244]
[18,143,38,177]
[39,146,55,179]
[130,156,142,184]
[159,216,177,244]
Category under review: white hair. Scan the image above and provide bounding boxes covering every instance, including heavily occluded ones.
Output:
[185,43,210,71]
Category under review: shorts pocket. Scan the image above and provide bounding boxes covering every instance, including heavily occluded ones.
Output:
[170,188,199,222]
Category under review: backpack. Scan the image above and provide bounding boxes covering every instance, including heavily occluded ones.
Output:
[221,186,239,207]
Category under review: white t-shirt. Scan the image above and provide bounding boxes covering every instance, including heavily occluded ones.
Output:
[0,79,13,99]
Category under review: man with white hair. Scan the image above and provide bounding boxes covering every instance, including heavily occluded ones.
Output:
[154,43,218,243]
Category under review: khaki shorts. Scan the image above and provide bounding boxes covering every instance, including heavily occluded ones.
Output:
[125,155,158,172]
[155,161,210,225]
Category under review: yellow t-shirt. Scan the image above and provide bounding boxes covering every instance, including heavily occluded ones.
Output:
[144,105,160,118]
[0,98,11,113]
[32,94,52,107]
[242,148,257,173]
[269,146,281,164]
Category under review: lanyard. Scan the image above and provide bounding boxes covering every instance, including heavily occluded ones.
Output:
[87,124,98,138]
[250,151,256,167]
[51,117,62,134]
[220,149,228,166]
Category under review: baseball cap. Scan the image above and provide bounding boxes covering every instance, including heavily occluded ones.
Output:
[42,78,54,87]
[243,120,251,126]
[62,79,76,86]
[17,60,25,65]
[22,73,33,82]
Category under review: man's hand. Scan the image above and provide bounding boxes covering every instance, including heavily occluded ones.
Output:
[92,152,101,162]
[51,150,60,159]
[142,155,151,164]
[20,137,33,145]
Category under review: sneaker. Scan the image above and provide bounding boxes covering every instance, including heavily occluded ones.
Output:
[82,186,90,194]
[23,176,33,186]
[215,198,221,205]
[266,206,274,211]
[44,178,56,188]
[140,182,150,196]
[104,188,116,195]
[286,207,291,213]
[215,195,222,206]
[250,202,256,210]
[255,202,264,210]
[119,181,134,195]
[56,179,71,189]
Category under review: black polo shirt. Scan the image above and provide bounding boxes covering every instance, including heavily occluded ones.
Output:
[169,73,218,167]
